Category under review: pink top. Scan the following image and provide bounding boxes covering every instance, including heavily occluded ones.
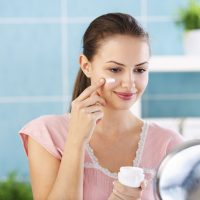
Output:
[19,113,184,200]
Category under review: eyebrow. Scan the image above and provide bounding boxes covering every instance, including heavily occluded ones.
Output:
[106,60,149,67]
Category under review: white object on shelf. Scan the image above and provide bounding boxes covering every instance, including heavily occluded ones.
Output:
[149,56,200,72]
[184,29,200,55]
[182,118,200,140]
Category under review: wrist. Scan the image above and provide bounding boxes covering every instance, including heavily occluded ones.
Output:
[66,133,86,148]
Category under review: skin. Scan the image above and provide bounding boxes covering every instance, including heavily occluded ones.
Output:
[27,34,150,200]
[80,34,149,135]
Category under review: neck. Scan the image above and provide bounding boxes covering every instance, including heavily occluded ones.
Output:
[94,106,139,137]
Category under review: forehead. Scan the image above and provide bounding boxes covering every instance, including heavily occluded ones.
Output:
[94,35,149,65]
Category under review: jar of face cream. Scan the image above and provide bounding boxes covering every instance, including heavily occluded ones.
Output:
[118,166,145,188]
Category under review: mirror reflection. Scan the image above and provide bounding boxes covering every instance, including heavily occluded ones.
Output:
[156,140,200,200]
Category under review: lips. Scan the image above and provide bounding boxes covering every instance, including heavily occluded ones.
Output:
[114,91,136,100]
[114,92,135,96]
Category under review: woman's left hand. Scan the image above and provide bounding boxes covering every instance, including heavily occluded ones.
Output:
[108,180,147,200]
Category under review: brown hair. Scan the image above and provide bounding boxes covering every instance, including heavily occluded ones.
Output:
[69,12,149,111]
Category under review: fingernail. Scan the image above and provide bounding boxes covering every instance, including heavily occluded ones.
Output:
[96,119,101,124]
[142,180,147,188]
[99,78,104,83]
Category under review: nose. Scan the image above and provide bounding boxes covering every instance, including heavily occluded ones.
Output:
[121,71,135,90]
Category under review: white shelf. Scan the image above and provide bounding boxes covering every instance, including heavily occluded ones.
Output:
[149,56,200,72]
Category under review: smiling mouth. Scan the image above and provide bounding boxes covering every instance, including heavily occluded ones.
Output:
[114,91,137,100]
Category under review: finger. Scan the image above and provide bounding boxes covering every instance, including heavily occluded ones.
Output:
[84,105,103,113]
[114,181,142,197]
[91,90,98,96]
[104,78,120,89]
[113,189,133,200]
[91,111,104,122]
[95,78,120,96]
[108,192,124,200]
[80,95,106,107]
[76,78,105,102]
[140,180,147,190]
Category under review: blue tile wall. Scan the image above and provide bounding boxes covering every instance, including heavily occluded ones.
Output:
[142,72,200,118]
[67,23,89,95]
[146,72,200,94]
[0,0,60,17]
[0,24,62,96]
[0,102,63,178]
[147,0,188,16]
[67,0,141,17]
[147,21,184,55]
[0,0,199,179]
[142,99,200,118]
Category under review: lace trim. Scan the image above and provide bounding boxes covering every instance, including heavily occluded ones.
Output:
[84,162,118,179]
[84,162,156,180]
[133,121,148,167]
[143,168,156,177]
[85,121,149,178]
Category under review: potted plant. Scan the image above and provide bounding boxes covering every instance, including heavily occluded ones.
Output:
[176,0,200,55]
[0,172,32,200]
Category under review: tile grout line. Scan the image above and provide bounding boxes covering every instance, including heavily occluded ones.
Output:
[0,16,173,25]
[0,96,70,103]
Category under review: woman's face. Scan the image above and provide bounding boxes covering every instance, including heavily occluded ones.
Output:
[89,35,150,110]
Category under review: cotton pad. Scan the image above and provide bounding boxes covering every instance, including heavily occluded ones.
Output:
[118,166,144,188]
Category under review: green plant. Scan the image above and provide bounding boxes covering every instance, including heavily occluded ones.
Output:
[0,172,32,200]
[176,0,200,31]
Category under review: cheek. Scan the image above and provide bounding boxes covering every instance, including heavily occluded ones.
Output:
[136,75,149,90]
[90,70,109,86]
[90,75,100,85]
[96,81,119,97]
[97,86,114,97]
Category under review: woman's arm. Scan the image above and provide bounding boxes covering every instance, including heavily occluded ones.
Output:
[28,137,60,200]
[28,136,85,200]
[47,136,85,200]
[28,79,106,200]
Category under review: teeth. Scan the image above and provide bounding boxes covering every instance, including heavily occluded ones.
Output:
[106,78,115,84]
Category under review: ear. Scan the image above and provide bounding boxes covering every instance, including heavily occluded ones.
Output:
[79,54,92,78]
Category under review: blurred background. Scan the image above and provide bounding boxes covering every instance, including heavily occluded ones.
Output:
[0,0,200,183]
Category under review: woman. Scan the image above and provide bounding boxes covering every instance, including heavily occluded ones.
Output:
[19,13,183,200]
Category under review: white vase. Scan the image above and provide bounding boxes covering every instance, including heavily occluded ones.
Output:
[184,29,200,55]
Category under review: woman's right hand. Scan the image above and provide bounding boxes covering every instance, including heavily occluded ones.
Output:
[67,78,106,144]
[108,180,147,200]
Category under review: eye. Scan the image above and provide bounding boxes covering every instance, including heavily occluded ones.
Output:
[134,68,147,73]
[109,67,122,73]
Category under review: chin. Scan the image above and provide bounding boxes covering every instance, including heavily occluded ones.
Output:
[104,93,139,110]
[108,102,135,111]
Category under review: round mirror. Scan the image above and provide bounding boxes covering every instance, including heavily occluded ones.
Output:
[155,139,200,200]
